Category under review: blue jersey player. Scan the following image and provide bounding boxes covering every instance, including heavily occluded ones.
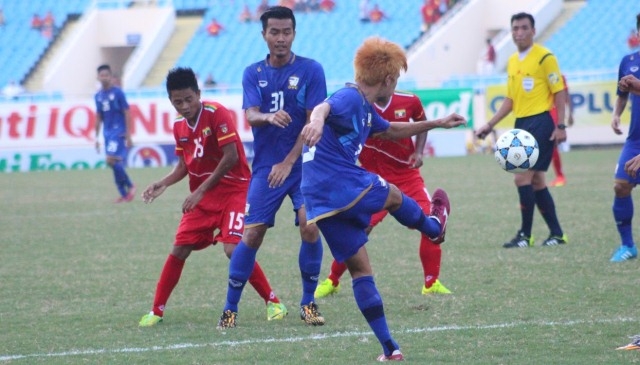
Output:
[611,14,640,262]
[217,6,327,329]
[300,37,465,361]
[94,64,135,203]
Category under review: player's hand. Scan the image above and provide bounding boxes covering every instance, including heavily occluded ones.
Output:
[612,116,624,135]
[142,183,167,204]
[301,120,324,147]
[95,141,100,153]
[408,152,423,168]
[475,124,493,140]
[182,190,204,213]
[268,110,292,128]
[440,113,466,129]
[550,127,567,143]
[125,136,133,148]
[619,75,640,93]
[268,161,292,188]
[625,154,640,179]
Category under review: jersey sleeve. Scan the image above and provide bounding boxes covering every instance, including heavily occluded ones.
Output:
[304,61,328,110]
[115,88,130,110]
[94,95,102,118]
[242,65,261,110]
[370,111,390,134]
[541,54,565,95]
[173,121,184,157]
[617,55,630,97]
[409,95,426,121]
[211,105,240,148]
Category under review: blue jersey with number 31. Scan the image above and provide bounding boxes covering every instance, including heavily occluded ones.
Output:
[242,53,327,174]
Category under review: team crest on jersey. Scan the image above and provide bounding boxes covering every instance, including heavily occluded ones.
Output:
[259,80,268,88]
[395,109,406,119]
[202,127,212,137]
[631,66,639,72]
[288,76,299,90]
[548,72,560,84]
[219,124,228,134]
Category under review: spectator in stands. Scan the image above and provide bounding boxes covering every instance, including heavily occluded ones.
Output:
[204,73,217,88]
[239,4,253,23]
[435,0,448,17]
[278,0,295,10]
[319,0,334,12]
[628,29,640,50]
[2,80,24,100]
[369,4,387,23]
[43,10,55,28]
[0,9,5,27]
[256,0,270,18]
[31,13,43,30]
[478,38,496,75]
[206,18,224,36]
[420,0,439,32]
[294,0,309,12]
[359,0,370,22]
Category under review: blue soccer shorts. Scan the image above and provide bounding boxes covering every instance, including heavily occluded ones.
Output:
[615,142,640,184]
[245,169,304,227]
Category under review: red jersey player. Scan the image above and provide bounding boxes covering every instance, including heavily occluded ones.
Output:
[315,90,452,298]
[139,67,287,327]
[548,74,574,187]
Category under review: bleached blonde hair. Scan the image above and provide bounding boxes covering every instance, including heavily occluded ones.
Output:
[354,37,407,86]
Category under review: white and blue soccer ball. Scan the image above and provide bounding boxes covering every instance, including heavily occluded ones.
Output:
[494,129,539,173]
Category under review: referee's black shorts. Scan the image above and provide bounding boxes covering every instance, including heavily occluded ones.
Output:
[514,111,555,172]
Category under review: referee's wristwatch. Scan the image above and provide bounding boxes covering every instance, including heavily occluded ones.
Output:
[557,123,567,130]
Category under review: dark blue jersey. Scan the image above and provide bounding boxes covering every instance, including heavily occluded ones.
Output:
[242,53,327,174]
[95,86,129,139]
[617,52,640,142]
[301,85,390,221]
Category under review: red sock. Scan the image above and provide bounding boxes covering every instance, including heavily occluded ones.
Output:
[551,146,563,178]
[248,261,279,304]
[419,234,442,288]
[152,254,185,316]
[328,259,348,286]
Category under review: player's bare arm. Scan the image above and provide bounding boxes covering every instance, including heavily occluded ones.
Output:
[142,157,188,204]
[625,154,640,179]
[374,113,465,140]
[246,106,292,128]
[268,109,312,188]
[410,117,428,168]
[612,95,628,135]
[94,114,103,153]
[476,97,514,139]
[302,102,330,147]
[550,90,567,143]
[124,109,133,148]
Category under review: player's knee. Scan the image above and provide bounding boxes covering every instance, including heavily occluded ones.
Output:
[383,185,403,212]
[242,226,266,248]
[300,223,320,242]
[614,181,633,197]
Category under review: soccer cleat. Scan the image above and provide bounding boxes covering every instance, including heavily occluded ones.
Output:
[503,231,534,248]
[610,245,638,262]
[422,279,452,295]
[617,335,640,350]
[314,278,341,298]
[138,312,163,327]
[300,302,325,326]
[124,185,137,202]
[429,188,450,244]
[541,234,568,247]
[216,310,237,329]
[377,349,404,361]
[267,301,288,321]
[549,176,566,187]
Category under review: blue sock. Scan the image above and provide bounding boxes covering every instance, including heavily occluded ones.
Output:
[353,276,399,357]
[613,196,635,247]
[389,193,440,238]
[299,237,323,305]
[517,185,535,236]
[224,241,256,313]
[112,162,130,197]
[534,188,563,237]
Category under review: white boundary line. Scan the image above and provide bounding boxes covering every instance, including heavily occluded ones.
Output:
[2,317,638,361]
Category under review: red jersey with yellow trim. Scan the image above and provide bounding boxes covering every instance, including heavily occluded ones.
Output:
[173,101,251,193]
[359,91,426,178]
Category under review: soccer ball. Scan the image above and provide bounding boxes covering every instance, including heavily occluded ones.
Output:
[494,129,539,173]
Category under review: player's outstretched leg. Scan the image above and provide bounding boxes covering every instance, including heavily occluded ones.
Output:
[429,189,450,244]
[389,190,447,242]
